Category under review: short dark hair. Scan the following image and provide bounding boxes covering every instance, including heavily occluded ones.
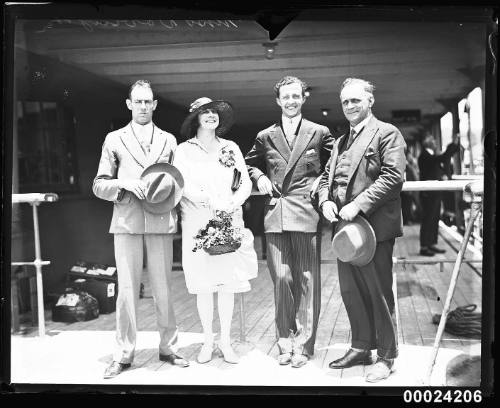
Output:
[274,76,308,98]
[340,78,375,96]
[128,79,155,100]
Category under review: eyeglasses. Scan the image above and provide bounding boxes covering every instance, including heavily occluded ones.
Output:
[132,99,155,107]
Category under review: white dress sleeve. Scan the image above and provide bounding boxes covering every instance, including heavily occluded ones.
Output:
[173,144,209,203]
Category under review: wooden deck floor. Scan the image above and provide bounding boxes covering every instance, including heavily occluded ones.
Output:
[11,224,482,387]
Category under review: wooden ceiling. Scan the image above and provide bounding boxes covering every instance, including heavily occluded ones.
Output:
[16,13,486,136]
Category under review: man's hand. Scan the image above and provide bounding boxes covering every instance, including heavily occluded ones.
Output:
[257,175,273,196]
[321,201,338,223]
[338,201,361,221]
[119,179,147,200]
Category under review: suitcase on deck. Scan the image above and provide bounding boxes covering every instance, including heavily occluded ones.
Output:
[71,278,117,314]
[52,289,99,323]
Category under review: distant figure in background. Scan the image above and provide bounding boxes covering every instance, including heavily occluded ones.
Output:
[401,148,421,225]
[418,133,460,256]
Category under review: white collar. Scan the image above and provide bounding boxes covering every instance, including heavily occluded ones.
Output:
[350,113,373,135]
[425,148,435,156]
[187,136,226,153]
[130,120,154,136]
[281,114,302,127]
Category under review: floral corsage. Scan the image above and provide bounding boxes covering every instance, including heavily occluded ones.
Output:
[193,210,243,255]
[219,147,236,167]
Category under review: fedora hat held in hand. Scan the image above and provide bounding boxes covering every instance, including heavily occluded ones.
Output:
[332,215,377,266]
[140,162,184,214]
[180,97,235,139]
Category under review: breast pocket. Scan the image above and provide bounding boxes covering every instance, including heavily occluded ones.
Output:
[365,150,381,179]
[304,153,320,173]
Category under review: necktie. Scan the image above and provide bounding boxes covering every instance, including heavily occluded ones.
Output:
[139,126,151,154]
[284,119,293,144]
[346,128,356,149]
[285,119,298,147]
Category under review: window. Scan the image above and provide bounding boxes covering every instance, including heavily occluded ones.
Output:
[458,98,471,174]
[468,87,484,174]
[440,111,453,150]
[17,101,78,193]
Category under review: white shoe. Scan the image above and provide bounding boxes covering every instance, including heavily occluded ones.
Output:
[197,343,214,364]
[217,343,240,364]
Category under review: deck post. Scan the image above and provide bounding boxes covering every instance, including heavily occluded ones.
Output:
[32,202,46,337]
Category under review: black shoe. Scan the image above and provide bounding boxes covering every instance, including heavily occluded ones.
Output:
[159,353,190,367]
[103,361,131,379]
[329,349,372,369]
[429,245,446,254]
[420,247,435,257]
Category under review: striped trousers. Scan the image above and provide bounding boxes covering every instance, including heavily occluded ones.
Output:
[265,231,321,356]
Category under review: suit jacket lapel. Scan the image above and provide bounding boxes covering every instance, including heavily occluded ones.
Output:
[119,123,148,168]
[346,116,379,186]
[147,125,169,165]
[328,134,346,187]
[284,119,315,176]
[269,125,291,162]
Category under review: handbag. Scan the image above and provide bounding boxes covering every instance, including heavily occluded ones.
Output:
[231,168,242,192]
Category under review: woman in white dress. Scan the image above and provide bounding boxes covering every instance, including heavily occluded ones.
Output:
[173,97,258,364]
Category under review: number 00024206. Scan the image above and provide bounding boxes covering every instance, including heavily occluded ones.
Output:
[403,389,482,404]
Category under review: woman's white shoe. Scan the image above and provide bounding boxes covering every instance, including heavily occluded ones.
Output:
[197,343,214,364]
[217,343,240,364]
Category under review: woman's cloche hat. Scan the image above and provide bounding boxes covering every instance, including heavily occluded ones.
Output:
[331,215,377,267]
[180,97,235,139]
[140,162,184,214]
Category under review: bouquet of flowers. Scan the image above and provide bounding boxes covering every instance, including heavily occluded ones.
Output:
[193,210,243,255]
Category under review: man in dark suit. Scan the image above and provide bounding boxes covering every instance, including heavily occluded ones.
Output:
[245,76,333,368]
[317,78,406,382]
[418,133,460,256]
[93,80,189,378]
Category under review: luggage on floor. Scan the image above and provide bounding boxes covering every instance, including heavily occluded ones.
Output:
[52,289,99,323]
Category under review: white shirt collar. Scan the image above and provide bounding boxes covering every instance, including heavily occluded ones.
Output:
[130,120,153,137]
[351,113,373,136]
[281,114,302,127]
[425,148,435,156]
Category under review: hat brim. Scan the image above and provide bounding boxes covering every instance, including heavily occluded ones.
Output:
[140,162,184,214]
[180,100,235,139]
[333,215,377,267]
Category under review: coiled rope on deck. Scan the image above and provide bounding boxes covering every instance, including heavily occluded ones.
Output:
[432,304,481,338]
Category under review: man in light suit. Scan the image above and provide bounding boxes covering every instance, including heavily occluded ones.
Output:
[93,80,189,379]
[245,76,333,368]
[317,78,406,382]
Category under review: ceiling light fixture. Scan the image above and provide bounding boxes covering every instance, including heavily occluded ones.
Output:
[262,42,278,59]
